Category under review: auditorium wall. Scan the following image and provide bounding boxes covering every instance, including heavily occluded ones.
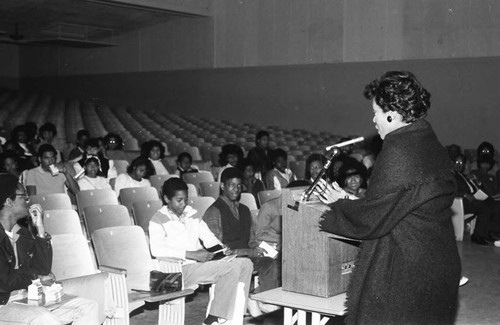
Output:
[17,0,500,149]
[21,56,500,149]
[0,44,19,89]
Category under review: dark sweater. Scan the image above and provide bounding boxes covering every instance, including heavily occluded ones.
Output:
[0,223,52,304]
[212,197,252,249]
[320,119,461,325]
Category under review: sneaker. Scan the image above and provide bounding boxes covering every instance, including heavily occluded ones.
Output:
[247,298,263,318]
[494,240,500,247]
[459,276,469,287]
[203,315,227,325]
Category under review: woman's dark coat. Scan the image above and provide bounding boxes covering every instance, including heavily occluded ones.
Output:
[320,119,461,325]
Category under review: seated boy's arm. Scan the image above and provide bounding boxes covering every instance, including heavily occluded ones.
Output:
[203,206,223,242]
[148,220,187,260]
[198,219,222,249]
[185,250,214,262]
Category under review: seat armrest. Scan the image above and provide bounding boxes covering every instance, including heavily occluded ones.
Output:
[99,265,127,275]
[129,288,194,303]
[60,272,113,323]
[156,257,184,263]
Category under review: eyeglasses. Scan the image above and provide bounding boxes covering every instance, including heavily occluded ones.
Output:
[15,194,30,202]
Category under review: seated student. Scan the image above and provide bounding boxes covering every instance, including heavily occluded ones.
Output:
[114,157,152,197]
[305,153,328,184]
[25,144,80,196]
[247,131,273,181]
[470,141,499,198]
[73,138,116,180]
[255,180,310,251]
[239,158,265,208]
[1,150,26,184]
[453,154,500,246]
[37,122,64,163]
[68,129,90,161]
[265,148,297,190]
[149,178,253,325]
[175,152,199,177]
[204,168,280,296]
[77,157,112,191]
[0,174,99,325]
[141,140,170,176]
[337,160,368,199]
[10,125,37,171]
[218,144,244,182]
[104,133,128,161]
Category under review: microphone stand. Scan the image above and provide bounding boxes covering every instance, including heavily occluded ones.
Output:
[303,148,341,201]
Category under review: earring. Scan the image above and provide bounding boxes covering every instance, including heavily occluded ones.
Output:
[387,116,392,123]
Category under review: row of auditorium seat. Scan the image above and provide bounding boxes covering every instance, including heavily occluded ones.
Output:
[0,89,349,165]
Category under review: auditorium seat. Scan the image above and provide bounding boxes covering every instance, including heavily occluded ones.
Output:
[240,192,258,211]
[258,189,282,206]
[29,193,73,211]
[132,200,163,234]
[76,189,119,217]
[44,209,83,235]
[92,226,194,325]
[83,204,133,236]
[188,196,216,219]
[119,187,160,215]
[199,181,220,199]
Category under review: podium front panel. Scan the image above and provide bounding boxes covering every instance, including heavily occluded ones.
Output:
[281,188,358,297]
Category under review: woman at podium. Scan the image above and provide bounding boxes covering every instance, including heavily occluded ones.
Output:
[315,71,461,325]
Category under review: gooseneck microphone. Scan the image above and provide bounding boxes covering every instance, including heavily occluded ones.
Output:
[303,136,364,201]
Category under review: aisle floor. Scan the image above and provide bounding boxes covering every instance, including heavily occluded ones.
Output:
[130,239,500,325]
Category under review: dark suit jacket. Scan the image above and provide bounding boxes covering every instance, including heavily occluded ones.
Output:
[454,171,475,196]
[0,223,52,304]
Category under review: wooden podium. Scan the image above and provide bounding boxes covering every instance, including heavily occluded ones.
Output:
[281,188,359,298]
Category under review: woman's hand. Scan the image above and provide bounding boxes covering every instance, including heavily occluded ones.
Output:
[313,179,348,205]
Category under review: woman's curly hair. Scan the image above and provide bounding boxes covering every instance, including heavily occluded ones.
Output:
[364,71,431,123]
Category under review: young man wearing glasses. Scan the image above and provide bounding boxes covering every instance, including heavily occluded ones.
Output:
[0,173,98,324]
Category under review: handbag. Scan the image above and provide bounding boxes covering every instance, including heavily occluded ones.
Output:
[149,270,182,293]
